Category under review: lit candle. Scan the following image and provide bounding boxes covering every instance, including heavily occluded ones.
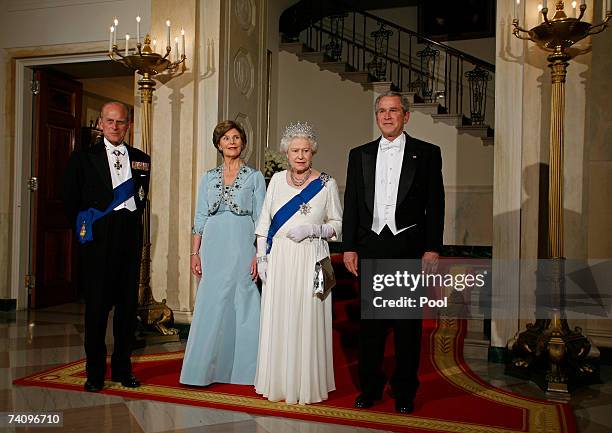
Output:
[514,0,520,19]
[125,34,130,56]
[181,28,185,57]
[166,20,171,48]
[152,39,157,53]
[175,37,179,61]
[572,1,577,17]
[136,16,141,44]
[113,18,118,46]
[109,26,114,52]
[537,4,543,22]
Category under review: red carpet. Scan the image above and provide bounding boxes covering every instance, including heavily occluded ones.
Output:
[15,258,576,433]
[14,319,575,433]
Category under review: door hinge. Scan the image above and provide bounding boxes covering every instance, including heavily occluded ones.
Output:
[27,176,38,191]
[25,274,35,294]
[30,79,40,95]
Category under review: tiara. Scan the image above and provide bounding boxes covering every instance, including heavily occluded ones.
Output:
[283,121,316,141]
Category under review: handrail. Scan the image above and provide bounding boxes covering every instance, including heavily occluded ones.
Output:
[282,0,495,125]
[335,1,495,72]
[282,0,495,72]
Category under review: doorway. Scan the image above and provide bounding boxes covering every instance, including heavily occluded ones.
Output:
[11,54,135,309]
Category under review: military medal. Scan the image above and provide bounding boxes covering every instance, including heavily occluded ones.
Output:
[112,149,123,171]
[80,220,86,240]
[138,185,145,201]
[299,202,311,215]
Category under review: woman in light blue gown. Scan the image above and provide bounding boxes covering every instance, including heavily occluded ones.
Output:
[180,120,266,386]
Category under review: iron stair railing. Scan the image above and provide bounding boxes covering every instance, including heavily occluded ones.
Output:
[281,0,495,126]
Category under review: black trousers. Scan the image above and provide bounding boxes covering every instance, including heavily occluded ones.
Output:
[80,209,142,382]
[357,226,423,401]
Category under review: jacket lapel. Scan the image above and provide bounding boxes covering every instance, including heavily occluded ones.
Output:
[396,132,417,205]
[362,140,378,214]
[88,139,112,191]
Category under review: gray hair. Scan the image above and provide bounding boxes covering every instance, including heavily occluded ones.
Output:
[374,91,410,114]
[100,101,131,123]
[279,122,318,154]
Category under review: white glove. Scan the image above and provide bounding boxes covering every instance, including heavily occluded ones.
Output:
[256,236,268,284]
[286,224,335,243]
[257,260,267,285]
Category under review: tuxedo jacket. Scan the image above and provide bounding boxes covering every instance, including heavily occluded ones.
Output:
[342,132,444,255]
[63,138,151,231]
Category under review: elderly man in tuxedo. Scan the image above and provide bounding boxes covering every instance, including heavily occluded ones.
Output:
[63,101,150,392]
[343,91,444,413]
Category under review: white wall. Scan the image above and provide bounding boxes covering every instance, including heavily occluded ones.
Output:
[0,0,150,48]
[0,47,9,300]
[275,50,374,187]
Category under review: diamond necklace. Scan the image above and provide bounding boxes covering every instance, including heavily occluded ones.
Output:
[290,168,312,186]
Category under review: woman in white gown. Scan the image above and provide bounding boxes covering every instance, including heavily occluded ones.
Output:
[254,122,343,405]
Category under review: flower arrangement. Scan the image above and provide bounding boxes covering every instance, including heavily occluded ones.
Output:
[264,148,288,178]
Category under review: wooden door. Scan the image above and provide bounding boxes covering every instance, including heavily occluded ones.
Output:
[31,70,82,308]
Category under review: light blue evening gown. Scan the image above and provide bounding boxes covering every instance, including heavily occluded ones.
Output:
[180,165,265,386]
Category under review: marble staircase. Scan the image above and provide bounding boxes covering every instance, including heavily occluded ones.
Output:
[280,41,495,148]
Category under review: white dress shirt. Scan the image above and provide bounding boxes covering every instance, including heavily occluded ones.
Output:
[371,133,408,235]
[104,137,137,211]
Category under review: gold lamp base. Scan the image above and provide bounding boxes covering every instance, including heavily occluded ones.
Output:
[506,313,600,393]
[506,260,600,393]
[508,0,609,394]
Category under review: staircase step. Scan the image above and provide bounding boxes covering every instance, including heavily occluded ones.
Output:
[298,51,332,64]
[411,102,444,115]
[457,125,494,138]
[362,81,395,93]
[319,61,355,73]
[339,71,375,84]
[280,42,310,54]
[481,137,495,146]
[401,91,424,104]
[432,114,469,127]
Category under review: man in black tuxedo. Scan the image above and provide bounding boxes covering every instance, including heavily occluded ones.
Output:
[63,101,150,392]
[343,91,444,413]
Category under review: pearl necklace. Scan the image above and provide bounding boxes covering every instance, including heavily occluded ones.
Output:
[290,168,311,186]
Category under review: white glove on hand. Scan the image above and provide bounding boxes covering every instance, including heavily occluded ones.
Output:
[257,260,267,285]
[286,224,335,243]
[256,235,268,284]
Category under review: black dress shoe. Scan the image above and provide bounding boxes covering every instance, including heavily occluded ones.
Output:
[354,393,379,409]
[395,399,415,414]
[111,374,141,388]
[84,380,104,392]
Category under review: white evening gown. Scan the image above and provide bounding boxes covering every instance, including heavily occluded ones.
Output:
[254,170,343,404]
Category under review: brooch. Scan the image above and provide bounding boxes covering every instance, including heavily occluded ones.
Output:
[319,173,331,186]
[138,185,145,201]
[299,202,311,215]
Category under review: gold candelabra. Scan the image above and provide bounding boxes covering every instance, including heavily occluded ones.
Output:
[109,18,187,338]
[507,1,609,393]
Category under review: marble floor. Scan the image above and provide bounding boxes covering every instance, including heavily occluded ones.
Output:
[1,303,611,433]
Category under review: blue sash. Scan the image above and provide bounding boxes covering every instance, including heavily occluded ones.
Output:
[75,178,135,244]
[266,175,326,253]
